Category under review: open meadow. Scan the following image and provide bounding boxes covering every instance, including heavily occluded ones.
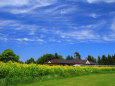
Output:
[21,73,115,86]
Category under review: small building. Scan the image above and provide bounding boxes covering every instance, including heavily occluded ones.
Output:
[44,52,97,66]
[44,59,75,66]
[44,59,97,66]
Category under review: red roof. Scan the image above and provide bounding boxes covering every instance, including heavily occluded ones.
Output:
[45,59,75,64]
[45,59,89,64]
[82,60,87,64]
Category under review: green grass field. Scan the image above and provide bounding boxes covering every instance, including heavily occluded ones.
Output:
[20,73,115,86]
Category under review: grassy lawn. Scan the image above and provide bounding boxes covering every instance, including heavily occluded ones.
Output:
[20,73,115,86]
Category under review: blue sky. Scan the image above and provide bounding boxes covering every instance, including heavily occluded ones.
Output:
[0,0,115,61]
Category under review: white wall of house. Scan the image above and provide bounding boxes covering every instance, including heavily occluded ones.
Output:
[86,60,90,64]
[48,61,51,63]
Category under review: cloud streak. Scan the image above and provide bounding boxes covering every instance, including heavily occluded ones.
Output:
[0,0,57,14]
[85,0,115,3]
[15,38,44,42]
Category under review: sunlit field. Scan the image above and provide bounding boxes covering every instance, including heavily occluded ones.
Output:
[0,61,115,86]
[21,73,115,86]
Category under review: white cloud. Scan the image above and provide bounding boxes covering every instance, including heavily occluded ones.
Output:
[0,0,56,7]
[101,18,115,42]
[0,20,39,35]
[0,0,29,7]
[69,0,115,3]
[0,37,8,41]
[89,13,99,18]
[57,30,100,41]
[42,4,77,16]
[0,0,57,14]
[0,20,17,27]
[73,20,106,30]
[47,37,62,43]
[15,38,44,42]
[86,0,115,3]
[103,35,115,41]
[60,7,76,15]
[0,19,111,43]
[0,33,8,41]
[111,18,115,31]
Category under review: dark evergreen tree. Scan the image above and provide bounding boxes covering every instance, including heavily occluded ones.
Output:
[112,54,115,65]
[101,55,107,65]
[66,55,71,60]
[107,55,112,65]
[98,56,101,65]
[54,53,58,59]
[70,56,74,60]
[66,55,74,60]
[54,53,63,59]
[87,55,96,63]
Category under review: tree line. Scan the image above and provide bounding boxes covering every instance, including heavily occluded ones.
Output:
[0,49,115,65]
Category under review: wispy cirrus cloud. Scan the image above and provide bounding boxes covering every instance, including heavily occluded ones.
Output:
[0,0,57,14]
[85,0,115,3]
[0,33,8,41]
[0,19,110,43]
[111,18,115,31]
[102,18,115,42]
[0,20,38,35]
[58,30,100,41]
[89,13,99,18]
[0,0,57,7]
[103,33,115,41]
[15,38,44,42]
[0,0,115,44]
[69,0,115,3]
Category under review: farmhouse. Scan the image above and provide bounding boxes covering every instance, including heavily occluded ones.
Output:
[45,52,97,66]
[44,59,97,66]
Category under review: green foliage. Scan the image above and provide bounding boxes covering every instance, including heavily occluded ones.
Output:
[87,55,96,63]
[36,53,63,64]
[0,49,19,62]
[74,52,81,59]
[54,53,63,59]
[36,54,55,64]
[107,55,112,65]
[112,54,115,65]
[66,55,73,60]
[97,54,115,65]
[25,58,35,64]
[98,56,101,64]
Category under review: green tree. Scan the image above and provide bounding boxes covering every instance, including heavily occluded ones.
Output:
[66,55,73,60]
[87,55,96,63]
[54,53,63,59]
[107,55,112,65]
[112,54,115,65]
[74,52,81,59]
[36,54,55,64]
[0,49,19,62]
[36,53,63,64]
[101,55,107,65]
[98,56,101,65]
[25,58,35,64]
[54,53,58,59]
